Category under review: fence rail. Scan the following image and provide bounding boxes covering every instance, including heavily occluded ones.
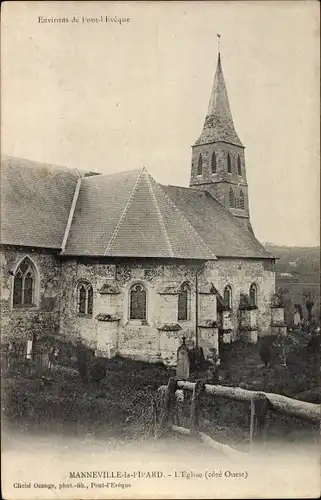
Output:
[175,380,320,422]
[155,377,320,457]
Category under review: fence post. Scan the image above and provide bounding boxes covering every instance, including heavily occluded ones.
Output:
[158,377,177,435]
[249,393,270,452]
[190,379,206,433]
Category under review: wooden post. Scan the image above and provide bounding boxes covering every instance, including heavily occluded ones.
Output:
[158,377,177,436]
[249,393,270,452]
[189,379,206,433]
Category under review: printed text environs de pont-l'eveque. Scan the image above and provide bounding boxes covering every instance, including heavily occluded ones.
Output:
[38,16,131,25]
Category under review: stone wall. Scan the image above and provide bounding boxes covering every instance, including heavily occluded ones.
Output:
[0,246,61,344]
[190,141,250,219]
[1,249,276,362]
[59,258,206,363]
[204,258,275,339]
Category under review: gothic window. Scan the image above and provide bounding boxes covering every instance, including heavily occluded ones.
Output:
[227,153,232,173]
[249,283,258,308]
[229,187,235,208]
[237,155,242,176]
[197,154,203,175]
[211,151,217,174]
[77,282,93,315]
[239,190,245,210]
[13,257,37,308]
[178,282,191,321]
[130,283,147,320]
[223,285,232,310]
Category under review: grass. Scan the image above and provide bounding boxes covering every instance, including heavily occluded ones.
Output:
[2,332,320,448]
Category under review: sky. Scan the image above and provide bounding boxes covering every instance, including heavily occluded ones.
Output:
[2,1,320,247]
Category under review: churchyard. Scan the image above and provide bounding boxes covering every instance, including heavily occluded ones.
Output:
[2,329,320,450]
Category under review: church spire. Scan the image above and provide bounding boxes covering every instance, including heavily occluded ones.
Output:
[190,49,250,224]
[195,52,243,147]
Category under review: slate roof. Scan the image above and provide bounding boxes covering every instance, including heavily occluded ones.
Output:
[161,185,272,259]
[0,155,80,249]
[1,155,272,260]
[63,168,217,259]
[195,53,243,147]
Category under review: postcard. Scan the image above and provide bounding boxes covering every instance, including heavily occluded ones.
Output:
[1,1,320,498]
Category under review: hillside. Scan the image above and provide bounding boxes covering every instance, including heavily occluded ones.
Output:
[264,244,320,280]
[263,244,320,322]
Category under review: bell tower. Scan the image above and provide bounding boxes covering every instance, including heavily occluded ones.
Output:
[190,52,251,226]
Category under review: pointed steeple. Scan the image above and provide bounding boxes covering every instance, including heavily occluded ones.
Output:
[195,53,243,147]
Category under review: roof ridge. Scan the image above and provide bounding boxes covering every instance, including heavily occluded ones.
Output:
[145,171,174,258]
[104,169,144,255]
[1,154,75,172]
[153,182,217,260]
[81,167,142,183]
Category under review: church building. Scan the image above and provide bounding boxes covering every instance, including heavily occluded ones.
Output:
[1,53,279,365]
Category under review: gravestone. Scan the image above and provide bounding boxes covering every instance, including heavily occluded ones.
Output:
[293,311,300,326]
[176,336,190,380]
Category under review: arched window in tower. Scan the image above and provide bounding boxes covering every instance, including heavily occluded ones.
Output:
[237,155,242,176]
[229,187,235,208]
[227,153,232,173]
[13,257,38,308]
[211,151,217,174]
[249,283,258,308]
[223,285,232,310]
[130,283,147,320]
[178,282,191,321]
[77,281,93,315]
[197,154,203,175]
[239,190,245,210]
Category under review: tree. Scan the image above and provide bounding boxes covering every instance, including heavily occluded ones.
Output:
[303,291,315,322]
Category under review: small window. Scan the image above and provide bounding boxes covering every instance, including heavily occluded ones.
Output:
[130,283,147,320]
[237,155,242,175]
[77,282,93,315]
[13,257,37,308]
[229,187,235,208]
[197,154,203,175]
[211,151,217,174]
[249,283,257,307]
[223,285,232,310]
[239,190,245,210]
[227,153,232,173]
[178,283,191,321]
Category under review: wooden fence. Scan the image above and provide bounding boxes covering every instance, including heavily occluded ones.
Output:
[154,377,320,457]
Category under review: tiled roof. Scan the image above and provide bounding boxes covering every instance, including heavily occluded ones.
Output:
[63,168,217,260]
[195,54,243,147]
[161,185,273,259]
[0,155,80,249]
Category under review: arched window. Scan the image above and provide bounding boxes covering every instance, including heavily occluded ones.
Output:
[130,283,147,320]
[223,285,232,310]
[197,154,203,175]
[229,187,235,208]
[211,151,217,174]
[227,153,232,173]
[239,190,245,210]
[77,282,93,315]
[178,282,191,321]
[13,257,38,308]
[249,283,258,308]
[237,155,242,176]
